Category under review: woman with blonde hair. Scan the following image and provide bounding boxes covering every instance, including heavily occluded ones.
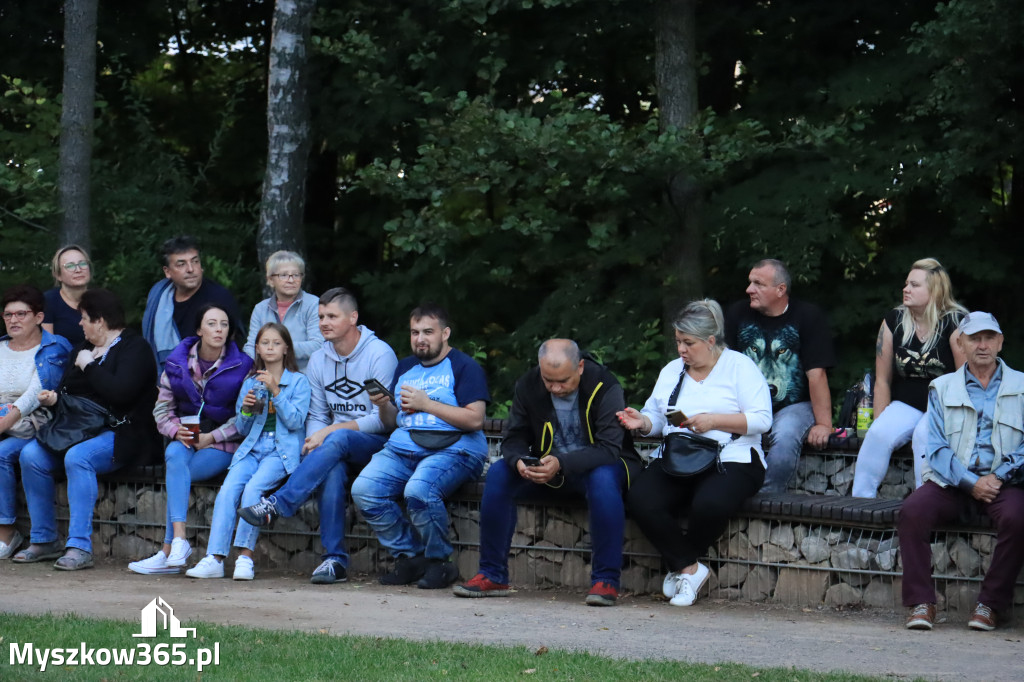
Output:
[42,245,92,346]
[852,258,967,498]
[243,250,322,371]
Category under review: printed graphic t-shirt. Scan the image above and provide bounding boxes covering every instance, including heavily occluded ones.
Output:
[885,307,962,411]
[387,348,490,456]
[725,299,836,412]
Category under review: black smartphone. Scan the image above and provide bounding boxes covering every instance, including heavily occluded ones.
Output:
[520,456,543,467]
[363,378,394,400]
[666,410,687,427]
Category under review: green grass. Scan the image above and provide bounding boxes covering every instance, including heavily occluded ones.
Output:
[0,612,900,682]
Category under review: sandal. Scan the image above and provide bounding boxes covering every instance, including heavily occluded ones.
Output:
[11,541,64,564]
[54,548,94,571]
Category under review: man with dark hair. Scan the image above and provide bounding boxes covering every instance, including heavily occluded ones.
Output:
[351,304,490,590]
[454,339,641,606]
[238,287,398,585]
[142,236,242,365]
[900,312,1024,632]
[725,258,836,493]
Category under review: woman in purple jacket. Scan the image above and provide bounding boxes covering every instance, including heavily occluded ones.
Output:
[128,303,253,574]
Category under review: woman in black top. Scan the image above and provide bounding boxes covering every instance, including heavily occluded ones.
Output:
[14,289,159,570]
[852,259,966,498]
[42,245,92,346]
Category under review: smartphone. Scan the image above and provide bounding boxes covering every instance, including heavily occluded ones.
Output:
[520,456,543,467]
[666,410,687,427]
[363,378,394,400]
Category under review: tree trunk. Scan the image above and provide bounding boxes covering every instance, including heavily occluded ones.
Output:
[655,0,701,318]
[258,0,316,271]
[58,0,98,250]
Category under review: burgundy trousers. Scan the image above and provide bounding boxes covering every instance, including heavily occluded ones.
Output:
[898,481,1024,611]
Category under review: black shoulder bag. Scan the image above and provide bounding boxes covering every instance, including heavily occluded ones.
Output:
[660,368,730,477]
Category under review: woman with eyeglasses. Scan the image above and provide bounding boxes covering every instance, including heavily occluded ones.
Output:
[0,285,73,559]
[243,250,322,371]
[42,245,93,346]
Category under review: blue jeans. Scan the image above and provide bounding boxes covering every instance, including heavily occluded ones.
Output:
[207,433,287,556]
[20,431,120,552]
[478,459,627,588]
[761,402,814,494]
[269,429,385,566]
[163,441,232,543]
[351,444,485,560]
[0,436,31,525]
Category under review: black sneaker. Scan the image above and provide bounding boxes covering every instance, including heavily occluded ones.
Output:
[379,554,428,585]
[417,559,458,589]
[311,559,347,585]
[238,497,279,527]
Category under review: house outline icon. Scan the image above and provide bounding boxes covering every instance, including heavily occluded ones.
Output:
[132,597,197,638]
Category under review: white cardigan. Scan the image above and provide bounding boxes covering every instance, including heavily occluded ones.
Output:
[640,350,772,465]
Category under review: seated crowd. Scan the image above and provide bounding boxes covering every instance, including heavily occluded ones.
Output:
[1,239,1022,633]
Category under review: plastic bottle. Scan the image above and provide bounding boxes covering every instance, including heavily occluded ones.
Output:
[250,380,268,415]
[856,369,873,433]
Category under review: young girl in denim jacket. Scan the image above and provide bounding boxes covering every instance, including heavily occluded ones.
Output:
[186,323,310,580]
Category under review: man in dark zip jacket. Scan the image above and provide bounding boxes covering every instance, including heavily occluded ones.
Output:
[453,339,641,605]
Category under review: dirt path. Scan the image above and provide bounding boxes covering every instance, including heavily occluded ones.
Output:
[2,561,1021,680]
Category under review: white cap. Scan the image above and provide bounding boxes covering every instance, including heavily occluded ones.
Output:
[958,311,1002,336]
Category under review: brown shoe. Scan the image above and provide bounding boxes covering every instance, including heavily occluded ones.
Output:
[968,602,996,631]
[905,603,935,630]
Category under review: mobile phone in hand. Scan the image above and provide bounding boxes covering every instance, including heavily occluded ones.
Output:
[666,410,687,427]
[363,378,394,400]
[520,456,543,467]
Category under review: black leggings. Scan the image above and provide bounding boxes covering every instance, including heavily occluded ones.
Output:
[627,455,765,571]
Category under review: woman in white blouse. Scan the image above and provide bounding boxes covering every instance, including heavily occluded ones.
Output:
[618,299,772,607]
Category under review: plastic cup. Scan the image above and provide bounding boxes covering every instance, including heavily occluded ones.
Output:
[181,415,201,444]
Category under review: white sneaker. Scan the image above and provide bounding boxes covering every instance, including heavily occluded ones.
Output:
[662,571,684,599]
[128,550,179,575]
[0,529,24,560]
[185,555,224,579]
[669,562,710,607]
[233,555,254,581]
[167,537,192,567]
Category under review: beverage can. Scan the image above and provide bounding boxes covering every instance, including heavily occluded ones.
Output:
[856,406,873,432]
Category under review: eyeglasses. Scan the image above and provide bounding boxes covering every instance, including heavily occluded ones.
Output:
[62,261,90,272]
[270,273,302,281]
[2,310,33,321]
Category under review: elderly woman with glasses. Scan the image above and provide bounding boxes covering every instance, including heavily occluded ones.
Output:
[243,250,322,371]
[42,245,92,346]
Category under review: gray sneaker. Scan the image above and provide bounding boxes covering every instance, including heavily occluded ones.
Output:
[311,559,347,585]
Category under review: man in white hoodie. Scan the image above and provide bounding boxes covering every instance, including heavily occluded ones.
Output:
[238,287,398,585]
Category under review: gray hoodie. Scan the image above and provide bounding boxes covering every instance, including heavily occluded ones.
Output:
[305,325,399,437]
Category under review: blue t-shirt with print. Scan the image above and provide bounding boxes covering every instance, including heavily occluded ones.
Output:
[387,348,490,456]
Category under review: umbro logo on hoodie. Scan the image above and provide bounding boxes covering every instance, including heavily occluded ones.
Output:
[326,376,364,400]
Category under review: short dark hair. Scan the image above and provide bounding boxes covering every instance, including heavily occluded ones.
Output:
[161,235,201,267]
[253,322,299,373]
[193,302,237,337]
[318,287,358,312]
[2,284,46,315]
[410,302,449,330]
[79,289,126,329]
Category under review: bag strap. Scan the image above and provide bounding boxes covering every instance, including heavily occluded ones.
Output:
[667,364,739,443]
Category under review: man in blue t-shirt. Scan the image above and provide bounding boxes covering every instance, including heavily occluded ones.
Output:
[351,303,490,590]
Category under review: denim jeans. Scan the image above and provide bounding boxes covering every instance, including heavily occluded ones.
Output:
[206,433,287,557]
[760,401,814,494]
[852,401,927,498]
[478,459,627,588]
[163,441,232,544]
[269,429,385,566]
[20,431,120,552]
[0,436,31,525]
[351,444,486,560]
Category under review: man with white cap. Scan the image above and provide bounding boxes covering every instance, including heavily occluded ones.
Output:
[899,311,1024,631]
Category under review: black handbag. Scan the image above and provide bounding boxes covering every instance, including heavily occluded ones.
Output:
[659,367,731,477]
[35,392,117,456]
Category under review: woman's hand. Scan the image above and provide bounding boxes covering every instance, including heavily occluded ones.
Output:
[174,425,194,445]
[38,390,58,407]
[256,370,280,396]
[195,433,216,450]
[616,407,645,431]
[683,413,717,435]
[241,390,257,410]
[74,349,94,371]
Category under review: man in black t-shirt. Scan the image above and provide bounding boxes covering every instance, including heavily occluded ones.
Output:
[725,259,836,493]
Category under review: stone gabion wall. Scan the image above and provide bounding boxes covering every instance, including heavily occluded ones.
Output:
[792,453,916,499]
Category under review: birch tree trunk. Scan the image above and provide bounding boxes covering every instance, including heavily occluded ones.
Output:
[655,0,701,317]
[258,0,316,270]
[58,0,98,250]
